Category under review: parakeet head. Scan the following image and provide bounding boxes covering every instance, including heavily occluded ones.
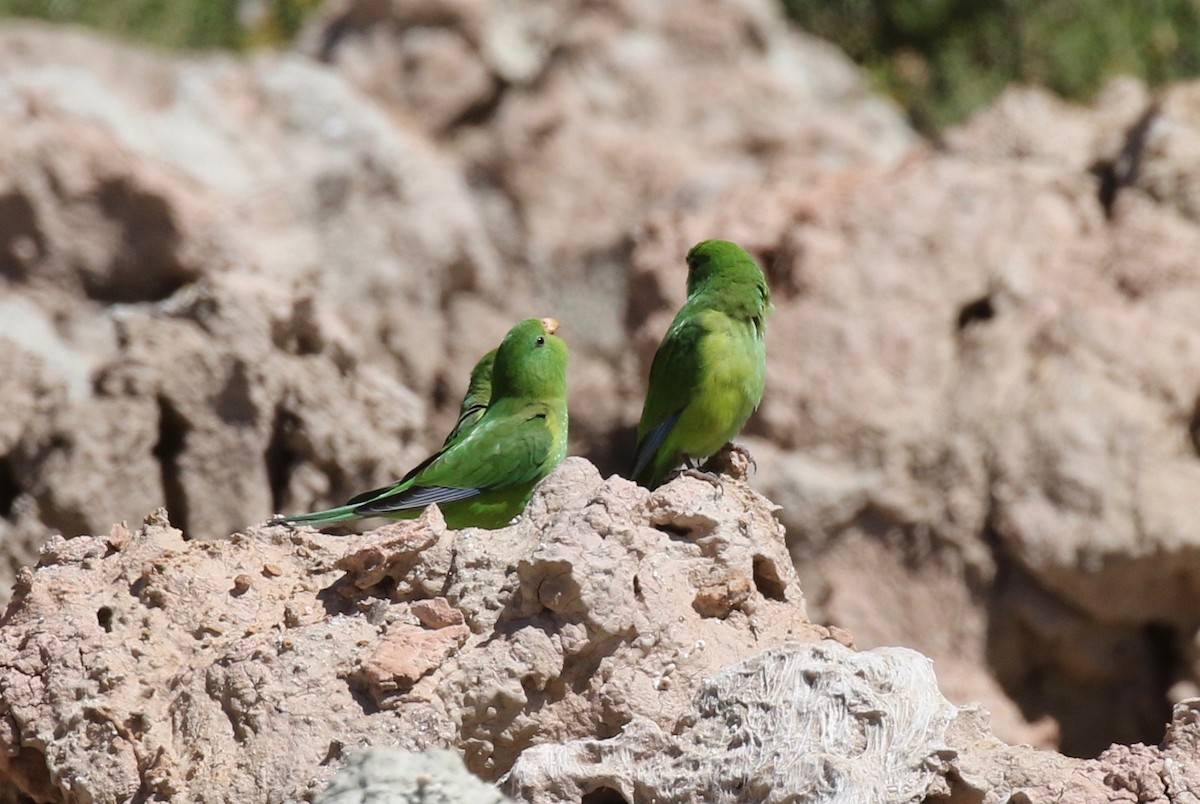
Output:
[685,239,771,319]
[491,317,569,399]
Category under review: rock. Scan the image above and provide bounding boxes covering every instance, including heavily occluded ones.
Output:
[0,21,506,563]
[0,460,826,801]
[4,0,1200,781]
[304,0,918,457]
[619,81,1200,751]
[315,748,514,804]
[5,457,1195,802]
[504,642,961,804]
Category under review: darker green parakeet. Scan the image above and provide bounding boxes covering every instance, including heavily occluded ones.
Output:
[442,347,496,447]
[631,240,770,489]
[278,318,568,530]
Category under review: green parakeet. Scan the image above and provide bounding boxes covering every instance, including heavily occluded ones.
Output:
[442,348,496,447]
[631,240,770,490]
[278,318,568,530]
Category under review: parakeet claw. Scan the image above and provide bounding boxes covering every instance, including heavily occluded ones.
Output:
[669,467,725,495]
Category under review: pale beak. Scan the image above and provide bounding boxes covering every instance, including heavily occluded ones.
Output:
[541,317,560,335]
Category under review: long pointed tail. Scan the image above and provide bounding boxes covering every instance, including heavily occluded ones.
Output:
[272,502,361,527]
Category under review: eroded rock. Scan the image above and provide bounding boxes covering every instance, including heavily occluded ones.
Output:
[505,642,960,804]
[0,459,826,801]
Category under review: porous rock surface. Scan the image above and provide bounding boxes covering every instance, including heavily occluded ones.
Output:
[315,748,514,804]
[622,77,1200,754]
[0,459,830,801]
[4,0,1200,792]
[505,641,962,804]
[6,456,1200,803]
[0,0,912,606]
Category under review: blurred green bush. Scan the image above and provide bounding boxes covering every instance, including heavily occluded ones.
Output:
[0,0,321,50]
[2,1,1197,132]
[784,0,1200,131]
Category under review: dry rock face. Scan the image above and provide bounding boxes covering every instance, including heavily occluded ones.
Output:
[0,0,911,599]
[622,79,1200,755]
[4,0,1200,795]
[0,22,503,588]
[303,0,916,467]
[5,460,1200,803]
[0,460,831,801]
[505,641,962,804]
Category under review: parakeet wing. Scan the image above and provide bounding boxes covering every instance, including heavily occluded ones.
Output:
[349,401,557,516]
[632,313,705,477]
[442,403,488,447]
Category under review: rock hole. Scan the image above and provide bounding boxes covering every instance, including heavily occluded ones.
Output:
[632,575,643,602]
[752,555,787,601]
[153,396,190,536]
[431,373,450,410]
[651,521,694,540]
[0,191,44,281]
[956,295,995,331]
[265,404,301,515]
[0,457,21,519]
[581,786,630,804]
[85,177,193,303]
[212,361,257,426]
[1144,621,1181,726]
[446,75,509,130]
[986,560,1176,758]
[96,606,113,633]
[374,574,398,601]
[4,744,55,801]
[346,677,381,717]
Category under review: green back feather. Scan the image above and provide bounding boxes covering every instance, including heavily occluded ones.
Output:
[280,318,569,529]
[632,240,770,489]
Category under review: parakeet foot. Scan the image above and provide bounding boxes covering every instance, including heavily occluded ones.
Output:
[667,466,725,494]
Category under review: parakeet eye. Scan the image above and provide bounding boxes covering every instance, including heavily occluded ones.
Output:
[535,336,546,347]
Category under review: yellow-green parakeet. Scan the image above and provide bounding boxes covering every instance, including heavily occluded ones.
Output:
[278,318,568,529]
[632,240,770,489]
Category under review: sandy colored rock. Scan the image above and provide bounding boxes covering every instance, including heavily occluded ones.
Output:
[619,79,1200,750]
[505,641,961,804]
[0,4,913,605]
[0,459,826,801]
[1,458,1196,803]
[4,0,1200,787]
[305,0,917,456]
[0,20,510,554]
[316,747,515,804]
[357,622,472,694]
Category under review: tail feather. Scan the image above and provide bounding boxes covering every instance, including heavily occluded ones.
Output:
[273,502,361,526]
[632,413,679,490]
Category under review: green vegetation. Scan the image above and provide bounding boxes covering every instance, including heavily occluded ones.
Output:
[0,0,322,50]
[783,0,1200,131]
[2,0,1198,131]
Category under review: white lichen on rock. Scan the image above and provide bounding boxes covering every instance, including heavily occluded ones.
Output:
[505,641,959,804]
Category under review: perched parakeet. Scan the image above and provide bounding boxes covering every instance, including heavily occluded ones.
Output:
[631,240,770,490]
[278,318,568,530]
[442,348,496,447]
